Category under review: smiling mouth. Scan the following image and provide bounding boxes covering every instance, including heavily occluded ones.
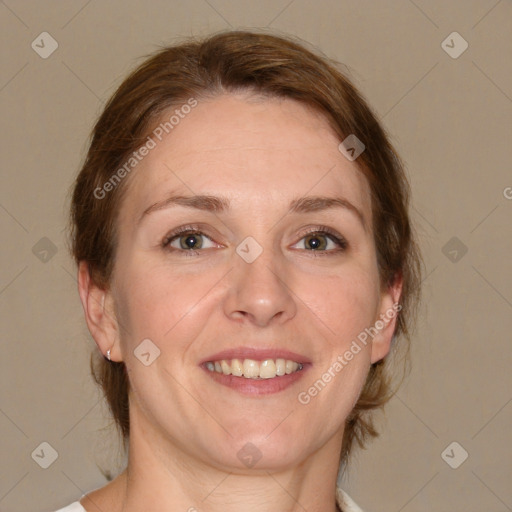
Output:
[204,358,304,379]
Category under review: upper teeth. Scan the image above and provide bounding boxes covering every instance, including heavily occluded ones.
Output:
[205,358,304,379]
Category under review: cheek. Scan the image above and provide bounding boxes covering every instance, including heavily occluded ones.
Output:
[113,258,223,349]
[295,264,381,349]
[294,269,379,429]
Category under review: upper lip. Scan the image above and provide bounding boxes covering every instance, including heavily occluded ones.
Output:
[200,346,311,365]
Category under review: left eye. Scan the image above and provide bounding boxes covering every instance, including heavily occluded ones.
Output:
[293,232,345,251]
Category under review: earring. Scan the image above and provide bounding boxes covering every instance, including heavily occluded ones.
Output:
[107,349,111,361]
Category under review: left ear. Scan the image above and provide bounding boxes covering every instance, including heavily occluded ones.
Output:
[370,272,403,364]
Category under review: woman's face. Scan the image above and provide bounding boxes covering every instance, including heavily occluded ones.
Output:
[104,93,399,471]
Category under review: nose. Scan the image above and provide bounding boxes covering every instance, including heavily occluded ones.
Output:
[223,244,297,327]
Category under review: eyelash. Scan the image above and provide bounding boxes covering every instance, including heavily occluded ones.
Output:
[161,224,348,257]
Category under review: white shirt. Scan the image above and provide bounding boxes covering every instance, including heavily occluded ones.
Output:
[54,487,364,511]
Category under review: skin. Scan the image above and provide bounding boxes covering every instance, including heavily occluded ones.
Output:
[78,93,402,512]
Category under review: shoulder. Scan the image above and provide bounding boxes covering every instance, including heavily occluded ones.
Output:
[55,485,360,511]
[53,502,86,512]
[54,472,125,512]
[336,486,365,512]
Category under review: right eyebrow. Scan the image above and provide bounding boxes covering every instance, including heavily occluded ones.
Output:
[140,194,229,222]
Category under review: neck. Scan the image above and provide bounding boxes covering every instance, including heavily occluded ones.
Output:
[116,410,343,512]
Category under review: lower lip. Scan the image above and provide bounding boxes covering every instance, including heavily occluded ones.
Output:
[201,365,310,396]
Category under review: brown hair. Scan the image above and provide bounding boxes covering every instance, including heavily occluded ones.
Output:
[69,29,422,468]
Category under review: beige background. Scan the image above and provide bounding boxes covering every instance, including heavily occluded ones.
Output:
[1,1,511,511]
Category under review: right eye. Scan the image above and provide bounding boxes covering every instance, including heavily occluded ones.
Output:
[162,226,220,256]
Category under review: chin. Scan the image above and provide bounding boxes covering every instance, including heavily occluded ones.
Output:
[205,428,309,472]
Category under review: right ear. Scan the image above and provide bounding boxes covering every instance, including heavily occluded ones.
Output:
[77,261,121,361]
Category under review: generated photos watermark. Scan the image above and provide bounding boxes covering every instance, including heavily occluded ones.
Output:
[93,97,198,200]
[297,302,402,405]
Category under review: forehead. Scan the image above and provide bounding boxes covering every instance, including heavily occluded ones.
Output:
[122,94,372,223]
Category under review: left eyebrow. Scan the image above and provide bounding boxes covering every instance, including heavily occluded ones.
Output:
[139,194,366,231]
[289,196,366,231]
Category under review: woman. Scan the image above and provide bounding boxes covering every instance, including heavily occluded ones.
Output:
[58,30,422,512]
